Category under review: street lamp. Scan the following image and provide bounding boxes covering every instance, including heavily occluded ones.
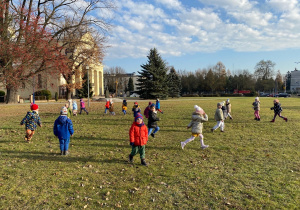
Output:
[86,65,90,108]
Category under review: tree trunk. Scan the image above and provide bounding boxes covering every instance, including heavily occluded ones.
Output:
[6,86,18,104]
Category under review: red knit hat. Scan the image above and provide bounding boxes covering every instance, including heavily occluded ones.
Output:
[31,104,39,110]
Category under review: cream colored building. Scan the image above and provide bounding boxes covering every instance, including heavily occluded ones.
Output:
[0,33,104,100]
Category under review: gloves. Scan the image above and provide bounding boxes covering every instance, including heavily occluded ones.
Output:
[270,107,274,110]
[130,142,134,146]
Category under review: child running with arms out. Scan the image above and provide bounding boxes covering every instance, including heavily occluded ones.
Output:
[270,99,288,122]
[53,107,74,155]
[20,104,42,143]
[128,113,149,166]
[181,105,209,150]
[211,102,225,132]
[252,97,260,121]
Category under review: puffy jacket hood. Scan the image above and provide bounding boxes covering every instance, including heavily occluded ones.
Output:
[57,116,68,124]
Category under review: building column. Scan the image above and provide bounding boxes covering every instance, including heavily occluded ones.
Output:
[94,70,99,95]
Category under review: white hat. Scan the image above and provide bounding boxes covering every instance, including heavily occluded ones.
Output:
[226,99,230,102]
[61,107,68,115]
[255,97,259,101]
[194,105,204,115]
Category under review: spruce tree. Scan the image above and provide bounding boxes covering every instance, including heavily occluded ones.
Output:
[167,67,181,98]
[137,48,169,99]
[127,77,134,92]
[77,74,93,98]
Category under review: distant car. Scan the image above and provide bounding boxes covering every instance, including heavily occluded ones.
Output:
[274,93,291,98]
[130,93,140,97]
[260,93,270,97]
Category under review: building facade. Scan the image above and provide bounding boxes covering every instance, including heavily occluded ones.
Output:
[290,69,300,93]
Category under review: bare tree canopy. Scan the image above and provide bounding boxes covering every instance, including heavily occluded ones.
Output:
[0,0,115,103]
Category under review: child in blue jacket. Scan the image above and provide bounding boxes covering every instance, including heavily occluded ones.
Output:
[155,98,163,114]
[54,107,74,155]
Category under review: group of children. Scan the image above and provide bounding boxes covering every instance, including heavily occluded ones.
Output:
[20,97,288,165]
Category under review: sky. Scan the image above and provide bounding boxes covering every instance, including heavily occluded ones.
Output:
[102,0,300,75]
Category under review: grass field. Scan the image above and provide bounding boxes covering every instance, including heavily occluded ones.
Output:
[0,97,299,209]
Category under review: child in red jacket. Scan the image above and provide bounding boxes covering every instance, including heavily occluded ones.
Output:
[128,113,149,166]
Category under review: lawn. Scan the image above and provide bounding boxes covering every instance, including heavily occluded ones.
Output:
[0,97,299,209]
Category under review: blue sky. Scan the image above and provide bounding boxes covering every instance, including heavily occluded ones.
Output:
[103,0,300,75]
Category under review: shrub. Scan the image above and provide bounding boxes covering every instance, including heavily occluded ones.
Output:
[55,92,58,101]
[35,90,52,100]
[0,90,5,96]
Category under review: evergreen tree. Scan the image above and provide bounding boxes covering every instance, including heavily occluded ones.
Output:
[127,77,134,92]
[77,74,93,98]
[137,48,169,99]
[167,67,181,97]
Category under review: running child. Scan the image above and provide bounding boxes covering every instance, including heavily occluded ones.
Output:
[122,99,127,115]
[270,99,288,122]
[211,102,225,132]
[252,97,260,121]
[20,104,42,143]
[132,102,141,117]
[79,98,89,115]
[181,105,209,150]
[148,103,160,138]
[155,98,163,114]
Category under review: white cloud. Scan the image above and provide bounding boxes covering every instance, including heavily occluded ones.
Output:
[197,0,255,10]
[266,0,298,11]
[155,0,183,10]
[105,0,300,62]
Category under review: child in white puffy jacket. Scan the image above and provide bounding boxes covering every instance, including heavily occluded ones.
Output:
[181,105,209,150]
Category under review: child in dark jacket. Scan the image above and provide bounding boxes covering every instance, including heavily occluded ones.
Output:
[132,102,141,117]
[128,113,148,166]
[54,107,74,155]
[270,99,288,122]
[148,103,160,138]
[143,101,152,118]
[20,104,42,143]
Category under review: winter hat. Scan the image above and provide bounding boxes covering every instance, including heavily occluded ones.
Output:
[135,113,143,122]
[61,107,68,115]
[217,102,222,107]
[150,103,155,107]
[134,102,138,105]
[226,99,230,103]
[255,97,259,101]
[31,104,38,111]
[194,105,204,115]
[148,101,152,105]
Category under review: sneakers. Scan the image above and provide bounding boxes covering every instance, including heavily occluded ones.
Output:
[284,118,288,122]
[221,130,225,132]
[141,159,148,166]
[128,154,133,163]
[270,119,275,122]
[64,151,69,155]
[181,142,185,150]
[151,133,155,138]
[201,145,209,149]
[60,151,64,155]
[230,117,233,120]
[257,118,260,121]
[211,129,214,132]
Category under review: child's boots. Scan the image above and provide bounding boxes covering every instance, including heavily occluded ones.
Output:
[128,154,133,163]
[270,119,275,122]
[141,159,148,166]
[284,117,288,122]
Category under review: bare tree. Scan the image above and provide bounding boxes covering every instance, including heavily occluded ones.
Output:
[104,66,127,95]
[0,0,115,103]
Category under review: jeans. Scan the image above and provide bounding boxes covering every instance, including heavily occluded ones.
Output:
[148,126,160,136]
[59,138,70,151]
